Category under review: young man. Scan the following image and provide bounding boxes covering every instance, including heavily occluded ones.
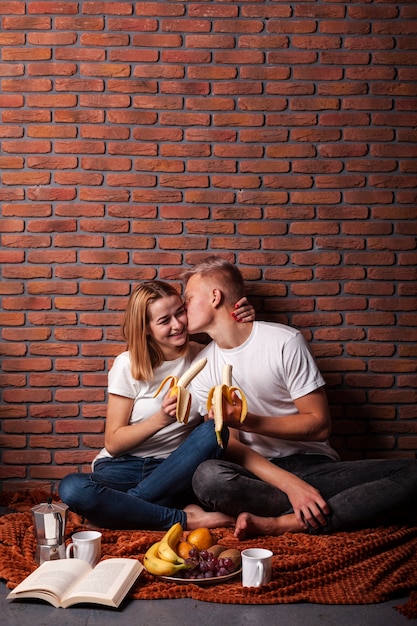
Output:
[183,256,417,538]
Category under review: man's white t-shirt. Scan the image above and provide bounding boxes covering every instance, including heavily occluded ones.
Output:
[189,321,339,461]
[93,351,203,467]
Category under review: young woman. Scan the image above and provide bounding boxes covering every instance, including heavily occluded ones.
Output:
[59,280,254,530]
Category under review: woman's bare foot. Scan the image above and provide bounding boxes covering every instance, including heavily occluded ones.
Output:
[184,504,235,530]
[234,512,305,540]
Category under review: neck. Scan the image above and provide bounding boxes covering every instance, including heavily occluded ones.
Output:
[207,316,253,350]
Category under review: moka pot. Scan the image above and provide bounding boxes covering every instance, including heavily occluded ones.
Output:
[31,499,68,564]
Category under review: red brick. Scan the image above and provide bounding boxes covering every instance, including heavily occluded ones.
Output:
[3,450,52,464]
[0,467,27,479]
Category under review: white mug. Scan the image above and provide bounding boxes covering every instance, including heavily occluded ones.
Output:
[241,548,273,587]
[66,530,102,567]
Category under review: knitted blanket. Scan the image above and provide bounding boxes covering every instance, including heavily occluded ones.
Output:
[1,490,416,619]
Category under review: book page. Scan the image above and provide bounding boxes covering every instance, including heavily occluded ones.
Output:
[63,558,143,608]
[8,559,91,603]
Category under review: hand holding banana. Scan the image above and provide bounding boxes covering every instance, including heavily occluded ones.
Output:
[207,364,247,448]
[154,358,207,424]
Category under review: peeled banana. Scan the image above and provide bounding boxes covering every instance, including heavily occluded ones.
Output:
[154,357,207,424]
[157,521,185,564]
[206,363,247,448]
[143,540,188,576]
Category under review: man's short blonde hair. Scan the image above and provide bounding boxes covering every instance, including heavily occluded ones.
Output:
[182,256,245,307]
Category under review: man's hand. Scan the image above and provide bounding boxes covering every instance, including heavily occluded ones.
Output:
[285,476,330,530]
[207,389,245,426]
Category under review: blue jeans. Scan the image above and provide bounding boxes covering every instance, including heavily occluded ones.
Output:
[192,455,417,533]
[59,420,227,530]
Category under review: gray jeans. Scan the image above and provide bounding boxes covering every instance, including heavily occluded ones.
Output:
[192,455,417,533]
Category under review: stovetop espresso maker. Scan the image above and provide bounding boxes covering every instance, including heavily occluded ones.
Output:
[31,499,68,564]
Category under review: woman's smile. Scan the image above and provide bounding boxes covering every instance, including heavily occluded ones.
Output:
[147,294,189,358]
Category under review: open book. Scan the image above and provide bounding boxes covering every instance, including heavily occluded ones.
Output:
[7,557,144,609]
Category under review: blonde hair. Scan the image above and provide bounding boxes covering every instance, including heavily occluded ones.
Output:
[182,256,245,307]
[122,281,188,381]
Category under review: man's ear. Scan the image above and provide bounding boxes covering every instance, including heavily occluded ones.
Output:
[212,288,224,308]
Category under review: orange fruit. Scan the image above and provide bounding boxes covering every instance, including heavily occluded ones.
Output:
[187,527,215,552]
[176,540,194,559]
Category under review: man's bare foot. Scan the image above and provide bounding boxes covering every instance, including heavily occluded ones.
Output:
[184,504,235,530]
[234,512,305,540]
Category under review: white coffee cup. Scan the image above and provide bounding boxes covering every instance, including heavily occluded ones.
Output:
[66,530,102,567]
[241,548,273,587]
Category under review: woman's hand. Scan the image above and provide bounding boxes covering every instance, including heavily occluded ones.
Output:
[232,297,255,323]
[160,389,179,422]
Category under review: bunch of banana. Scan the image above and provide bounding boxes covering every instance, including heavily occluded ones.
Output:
[143,522,189,577]
[206,363,247,448]
[154,357,207,424]
[143,541,187,576]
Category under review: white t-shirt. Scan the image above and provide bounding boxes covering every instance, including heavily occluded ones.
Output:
[189,321,339,461]
[93,350,203,466]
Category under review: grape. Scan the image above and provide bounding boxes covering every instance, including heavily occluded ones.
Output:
[179,544,238,580]
[223,558,235,571]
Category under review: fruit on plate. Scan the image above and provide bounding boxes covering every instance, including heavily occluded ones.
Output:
[187,527,215,552]
[204,544,224,558]
[206,363,247,447]
[215,548,241,571]
[176,540,194,560]
[143,541,188,577]
[157,521,185,564]
[142,522,242,580]
[181,545,242,580]
[143,522,188,576]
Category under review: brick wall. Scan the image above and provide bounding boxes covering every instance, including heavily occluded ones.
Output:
[1,0,416,492]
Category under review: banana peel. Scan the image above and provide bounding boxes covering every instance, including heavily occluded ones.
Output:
[207,364,247,448]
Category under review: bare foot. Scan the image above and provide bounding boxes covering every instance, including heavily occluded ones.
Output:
[184,504,235,530]
[234,512,305,540]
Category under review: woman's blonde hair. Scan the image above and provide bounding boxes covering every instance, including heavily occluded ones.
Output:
[122,281,187,381]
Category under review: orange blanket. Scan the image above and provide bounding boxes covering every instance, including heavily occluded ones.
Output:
[1,490,416,618]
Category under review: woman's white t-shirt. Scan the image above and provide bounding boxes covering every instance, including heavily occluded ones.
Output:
[93,351,203,467]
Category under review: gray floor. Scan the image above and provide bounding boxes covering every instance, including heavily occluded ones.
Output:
[1,580,413,625]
